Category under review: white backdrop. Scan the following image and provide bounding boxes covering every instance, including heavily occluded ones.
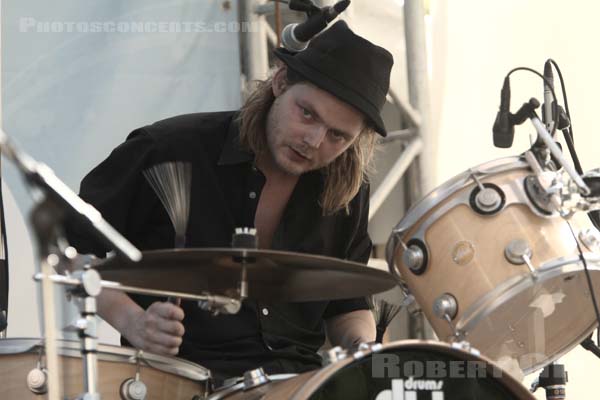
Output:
[429,0,600,397]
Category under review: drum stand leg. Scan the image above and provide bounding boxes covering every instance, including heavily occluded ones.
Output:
[531,362,567,400]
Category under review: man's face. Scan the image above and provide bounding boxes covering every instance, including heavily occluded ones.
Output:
[263,68,365,176]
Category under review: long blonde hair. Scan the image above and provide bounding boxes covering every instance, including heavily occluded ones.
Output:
[238,68,378,215]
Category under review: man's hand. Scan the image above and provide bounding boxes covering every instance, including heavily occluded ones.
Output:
[325,309,376,349]
[123,300,185,356]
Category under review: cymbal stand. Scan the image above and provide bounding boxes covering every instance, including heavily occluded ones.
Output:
[232,227,257,300]
[66,261,103,400]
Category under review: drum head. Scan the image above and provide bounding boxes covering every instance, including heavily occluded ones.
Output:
[291,341,533,400]
[457,256,600,375]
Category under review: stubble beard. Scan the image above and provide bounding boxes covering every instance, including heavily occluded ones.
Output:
[265,101,306,177]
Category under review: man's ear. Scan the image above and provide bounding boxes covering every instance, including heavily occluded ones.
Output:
[272,66,288,97]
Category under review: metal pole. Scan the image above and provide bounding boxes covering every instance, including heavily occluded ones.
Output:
[41,255,61,400]
[80,296,100,399]
[404,0,433,193]
[241,0,270,82]
[404,0,434,340]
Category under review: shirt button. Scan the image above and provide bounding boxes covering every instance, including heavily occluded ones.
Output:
[262,308,269,316]
[249,191,257,199]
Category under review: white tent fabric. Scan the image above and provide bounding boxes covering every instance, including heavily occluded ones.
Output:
[2,0,242,339]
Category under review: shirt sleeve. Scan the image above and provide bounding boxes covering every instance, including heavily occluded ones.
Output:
[323,183,372,319]
[65,128,159,256]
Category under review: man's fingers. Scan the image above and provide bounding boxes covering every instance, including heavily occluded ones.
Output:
[156,318,185,337]
[145,341,181,356]
[147,330,183,349]
[149,301,185,321]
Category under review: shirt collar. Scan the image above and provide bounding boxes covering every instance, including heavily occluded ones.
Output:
[217,114,254,166]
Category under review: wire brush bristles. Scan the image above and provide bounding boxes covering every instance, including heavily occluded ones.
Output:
[367,296,402,343]
[143,161,192,248]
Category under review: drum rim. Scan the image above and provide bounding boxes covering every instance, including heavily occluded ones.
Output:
[457,253,600,373]
[386,157,528,267]
[288,339,535,400]
[206,374,297,400]
[0,337,211,381]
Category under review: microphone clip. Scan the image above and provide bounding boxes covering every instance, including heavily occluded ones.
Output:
[289,0,321,16]
[510,98,540,126]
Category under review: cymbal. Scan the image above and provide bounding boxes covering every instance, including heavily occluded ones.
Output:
[96,248,396,302]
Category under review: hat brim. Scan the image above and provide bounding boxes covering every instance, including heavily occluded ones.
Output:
[274,48,387,137]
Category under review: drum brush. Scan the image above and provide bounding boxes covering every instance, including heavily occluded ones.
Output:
[367,296,401,343]
[143,161,192,304]
[143,161,192,249]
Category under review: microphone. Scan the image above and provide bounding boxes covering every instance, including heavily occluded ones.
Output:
[281,0,351,52]
[493,76,514,148]
[542,60,554,133]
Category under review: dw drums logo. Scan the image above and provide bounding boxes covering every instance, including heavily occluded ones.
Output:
[375,377,444,400]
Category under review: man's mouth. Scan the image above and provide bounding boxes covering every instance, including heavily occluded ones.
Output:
[290,146,311,161]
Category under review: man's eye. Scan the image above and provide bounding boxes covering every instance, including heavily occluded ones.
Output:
[329,130,345,142]
[300,107,313,119]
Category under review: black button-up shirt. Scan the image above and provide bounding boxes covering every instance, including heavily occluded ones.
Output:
[67,111,372,378]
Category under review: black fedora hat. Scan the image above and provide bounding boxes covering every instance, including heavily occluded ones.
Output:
[273,20,393,136]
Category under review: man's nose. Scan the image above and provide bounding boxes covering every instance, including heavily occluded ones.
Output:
[302,124,327,149]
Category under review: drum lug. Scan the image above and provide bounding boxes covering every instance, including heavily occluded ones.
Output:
[120,376,147,400]
[321,346,349,366]
[351,342,381,361]
[504,239,537,278]
[27,367,48,394]
[433,293,458,321]
[469,170,505,215]
[451,341,480,357]
[120,354,148,400]
[579,228,600,252]
[433,293,465,340]
[402,240,428,275]
[243,367,270,390]
[403,245,424,271]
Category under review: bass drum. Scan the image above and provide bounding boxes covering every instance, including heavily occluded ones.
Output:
[386,157,600,376]
[0,338,210,399]
[207,341,534,400]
